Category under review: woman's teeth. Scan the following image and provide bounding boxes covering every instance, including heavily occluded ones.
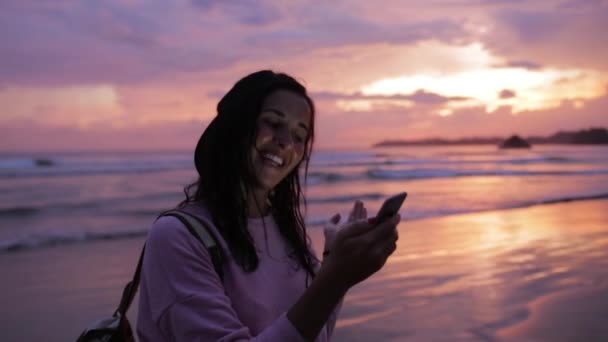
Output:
[263,153,284,167]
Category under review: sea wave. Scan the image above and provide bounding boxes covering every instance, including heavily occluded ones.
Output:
[310,156,578,168]
[385,156,580,167]
[307,193,385,203]
[309,151,383,167]
[0,157,193,178]
[366,168,608,180]
[0,194,181,219]
[2,193,607,254]
[0,202,109,218]
[307,171,350,184]
[0,153,595,179]
[0,229,149,253]
[532,193,608,206]
[0,206,40,217]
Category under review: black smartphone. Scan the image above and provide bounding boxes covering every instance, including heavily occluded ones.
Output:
[376,192,407,224]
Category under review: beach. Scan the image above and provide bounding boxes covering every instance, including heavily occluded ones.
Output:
[1,199,607,341]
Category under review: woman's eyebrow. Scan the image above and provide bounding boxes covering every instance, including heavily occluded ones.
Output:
[263,108,309,132]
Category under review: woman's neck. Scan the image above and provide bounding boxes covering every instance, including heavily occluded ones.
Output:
[246,188,271,218]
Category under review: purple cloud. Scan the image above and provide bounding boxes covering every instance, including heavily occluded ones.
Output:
[558,0,606,10]
[244,8,468,51]
[312,90,469,104]
[496,10,561,43]
[502,60,543,70]
[499,89,516,99]
[0,1,241,86]
[191,0,282,26]
[487,4,608,70]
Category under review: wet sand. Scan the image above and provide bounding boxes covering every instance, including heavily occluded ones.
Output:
[497,287,608,341]
[1,199,607,341]
[0,237,145,342]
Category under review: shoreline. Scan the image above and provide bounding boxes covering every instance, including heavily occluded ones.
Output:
[2,195,608,256]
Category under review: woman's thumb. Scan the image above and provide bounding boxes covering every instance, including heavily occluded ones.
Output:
[329,213,341,225]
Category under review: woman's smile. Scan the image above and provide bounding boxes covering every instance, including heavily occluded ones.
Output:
[261,152,285,167]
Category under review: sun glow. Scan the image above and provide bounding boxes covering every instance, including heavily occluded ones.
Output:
[0,85,122,127]
[357,42,607,115]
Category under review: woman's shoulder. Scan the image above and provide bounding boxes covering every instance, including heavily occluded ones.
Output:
[177,202,214,223]
[147,203,224,253]
[146,214,192,250]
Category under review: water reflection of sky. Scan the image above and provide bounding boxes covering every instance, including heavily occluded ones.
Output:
[324,199,608,341]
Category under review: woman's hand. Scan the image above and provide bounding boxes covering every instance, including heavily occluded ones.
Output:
[323,200,368,258]
[287,201,398,340]
[321,213,400,292]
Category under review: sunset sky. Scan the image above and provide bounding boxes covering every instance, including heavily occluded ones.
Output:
[2,0,608,151]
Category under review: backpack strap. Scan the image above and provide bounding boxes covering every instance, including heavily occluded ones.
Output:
[162,210,224,281]
[115,246,145,318]
[114,209,224,318]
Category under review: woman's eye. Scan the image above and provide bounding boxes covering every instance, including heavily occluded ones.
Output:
[293,132,306,143]
[263,118,280,128]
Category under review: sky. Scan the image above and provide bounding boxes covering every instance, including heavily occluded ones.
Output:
[2,0,608,151]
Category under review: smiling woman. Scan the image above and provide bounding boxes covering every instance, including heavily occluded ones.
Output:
[133,70,401,342]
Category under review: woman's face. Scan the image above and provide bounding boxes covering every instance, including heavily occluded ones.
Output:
[251,89,312,193]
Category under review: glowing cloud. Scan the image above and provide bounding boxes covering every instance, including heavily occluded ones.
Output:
[0,85,122,128]
[359,42,608,114]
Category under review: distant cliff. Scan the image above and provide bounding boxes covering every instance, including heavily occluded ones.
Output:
[374,127,608,147]
[529,128,608,145]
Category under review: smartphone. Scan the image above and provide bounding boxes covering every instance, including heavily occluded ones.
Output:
[376,192,407,224]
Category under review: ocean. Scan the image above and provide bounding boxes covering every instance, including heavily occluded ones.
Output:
[1,144,608,341]
[1,144,608,254]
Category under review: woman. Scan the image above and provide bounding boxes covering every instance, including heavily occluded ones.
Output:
[137,70,400,341]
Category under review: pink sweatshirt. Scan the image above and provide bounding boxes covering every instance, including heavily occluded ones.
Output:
[137,204,341,341]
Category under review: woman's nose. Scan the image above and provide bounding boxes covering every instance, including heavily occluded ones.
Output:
[274,128,292,148]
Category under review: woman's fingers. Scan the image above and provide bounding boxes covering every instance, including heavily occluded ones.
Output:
[382,240,398,258]
[340,214,399,247]
[347,200,360,222]
[323,213,341,251]
[329,213,341,225]
[363,214,400,246]
[368,239,397,269]
[356,201,367,220]
[370,226,399,265]
[347,200,368,222]
[338,218,375,238]
[375,214,400,234]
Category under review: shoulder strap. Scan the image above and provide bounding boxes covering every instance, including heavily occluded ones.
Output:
[115,246,145,317]
[162,210,224,281]
[114,209,224,317]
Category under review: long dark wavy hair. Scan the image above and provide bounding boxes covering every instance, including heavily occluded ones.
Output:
[179,70,317,280]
